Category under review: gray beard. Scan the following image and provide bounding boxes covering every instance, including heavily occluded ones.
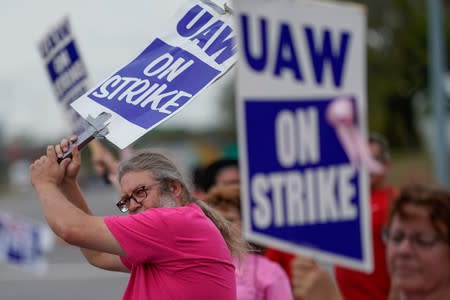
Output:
[159,193,178,208]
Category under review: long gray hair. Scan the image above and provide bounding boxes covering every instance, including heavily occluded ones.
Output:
[117,150,246,257]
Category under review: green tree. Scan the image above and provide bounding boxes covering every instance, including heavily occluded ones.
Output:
[357,0,450,148]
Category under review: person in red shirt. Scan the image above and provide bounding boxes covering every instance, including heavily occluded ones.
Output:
[334,133,396,300]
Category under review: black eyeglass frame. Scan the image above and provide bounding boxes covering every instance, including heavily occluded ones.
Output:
[116,183,160,213]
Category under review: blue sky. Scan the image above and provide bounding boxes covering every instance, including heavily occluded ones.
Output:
[0,0,232,143]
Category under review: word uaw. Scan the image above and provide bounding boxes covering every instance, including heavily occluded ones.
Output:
[91,53,193,114]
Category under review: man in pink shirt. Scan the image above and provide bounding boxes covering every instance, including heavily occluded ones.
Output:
[29,137,241,300]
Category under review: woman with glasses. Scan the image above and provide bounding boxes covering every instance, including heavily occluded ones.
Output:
[290,182,450,300]
[29,137,245,300]
[383,182,450,300]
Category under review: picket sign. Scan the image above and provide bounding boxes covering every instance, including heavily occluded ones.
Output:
[71,0,236,149]
[234,0,373,272]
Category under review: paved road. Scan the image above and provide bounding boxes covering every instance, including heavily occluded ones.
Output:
[0,183,129,300]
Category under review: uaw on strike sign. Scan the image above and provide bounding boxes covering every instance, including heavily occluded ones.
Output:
[38,17,89,131]
[71,0,235,149]
[235,0,373,272]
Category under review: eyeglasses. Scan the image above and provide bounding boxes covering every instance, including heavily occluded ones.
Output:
[382,230,445,249]
[116,183,159,213]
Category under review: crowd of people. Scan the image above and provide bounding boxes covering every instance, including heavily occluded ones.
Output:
[28,133,450,300]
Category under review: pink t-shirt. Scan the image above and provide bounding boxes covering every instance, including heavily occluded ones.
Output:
[104,203,236,300]
[235,253,293,300]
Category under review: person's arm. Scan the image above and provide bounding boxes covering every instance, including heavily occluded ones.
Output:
[30,145,128,272]
[54,138,127,272]
[291,255,343,300]
[90,140,120,191]
[61,180,129,272]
